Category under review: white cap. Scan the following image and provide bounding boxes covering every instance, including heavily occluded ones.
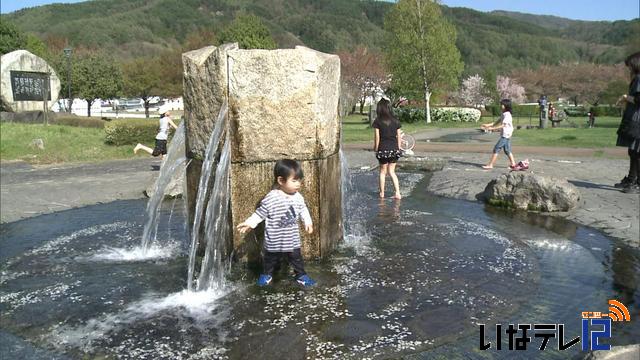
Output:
[158,104,170,115]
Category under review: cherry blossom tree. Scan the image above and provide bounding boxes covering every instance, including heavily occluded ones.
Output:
[457,74,492,108]
[338,46,388,115]
[496,76,526,103]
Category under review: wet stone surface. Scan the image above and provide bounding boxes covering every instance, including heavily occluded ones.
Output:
[1,172,638,359]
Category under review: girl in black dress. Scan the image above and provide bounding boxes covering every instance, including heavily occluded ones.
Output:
[373,98,402,199]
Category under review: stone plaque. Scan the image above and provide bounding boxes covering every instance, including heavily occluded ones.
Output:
[1,50,60,112]
[10,71,51,101]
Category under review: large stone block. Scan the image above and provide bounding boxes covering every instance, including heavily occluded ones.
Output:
[182,43,238,159]
[1,50,61,112]
[228,46,340,162]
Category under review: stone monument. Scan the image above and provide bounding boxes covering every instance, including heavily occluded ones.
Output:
[182,44,342,262]
[1,50,61,113]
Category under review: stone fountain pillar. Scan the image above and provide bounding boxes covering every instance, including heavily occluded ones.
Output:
[182,44,342,262]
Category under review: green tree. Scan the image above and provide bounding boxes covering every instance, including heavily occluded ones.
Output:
[0,20,48,58]
[122,58,163,118]
[0,20,25,55]
[74,53,123,117]
[219,14,276,49]
[383,0,463,123]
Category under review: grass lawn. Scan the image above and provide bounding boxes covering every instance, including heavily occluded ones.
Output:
[343,113,623,148]
[2,114,624,164]
[341,113,483,142]
[512,116,621,148]
[0,122,137,164]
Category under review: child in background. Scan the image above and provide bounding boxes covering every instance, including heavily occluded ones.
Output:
[482,99,517,170]
[237,159,316,287]
[134,105,178,160]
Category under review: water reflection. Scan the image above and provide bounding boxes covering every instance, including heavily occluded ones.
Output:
[377,198,401,220]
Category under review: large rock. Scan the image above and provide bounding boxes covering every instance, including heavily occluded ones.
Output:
[1,50,61,112]
[183,44,342,262]
[228,46,340,162]
[182,44,237,160]
[482,172,581,212]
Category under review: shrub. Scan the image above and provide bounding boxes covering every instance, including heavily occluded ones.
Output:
[104,118,158,145]
[395,107,481,123]
[395,107,424,123]
[590,105,622,117]
[486,104,540,117]
[564,106,587,117]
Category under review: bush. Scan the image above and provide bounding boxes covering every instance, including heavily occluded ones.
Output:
[564,106,587,117]
[104,118,158,145]
[51,115,105,128]
[486,104,540,116]
[590,105,622,117]
[395,107,424,123]
[395,107,481,123]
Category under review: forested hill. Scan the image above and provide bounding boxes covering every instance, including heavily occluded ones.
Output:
[491,10,639,46]
[4,0,637,74]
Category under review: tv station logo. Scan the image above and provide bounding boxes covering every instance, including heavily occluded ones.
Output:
[479,299,631,351]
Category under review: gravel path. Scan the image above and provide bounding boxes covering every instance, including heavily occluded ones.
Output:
[0,158,159,223]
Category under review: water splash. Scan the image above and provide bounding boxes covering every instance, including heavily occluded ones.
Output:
[187,101,228,291]
[47,287,232,352]
[340,148,371,248]
[141,123,187,251]
[196,136,231,291]
[85,243,180,262]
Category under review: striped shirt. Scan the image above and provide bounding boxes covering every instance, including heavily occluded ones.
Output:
[245,189,312,252]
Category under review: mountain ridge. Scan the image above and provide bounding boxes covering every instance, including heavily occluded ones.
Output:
[3,0,636,74]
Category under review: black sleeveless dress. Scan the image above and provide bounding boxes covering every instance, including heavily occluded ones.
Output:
[373,119,402,164]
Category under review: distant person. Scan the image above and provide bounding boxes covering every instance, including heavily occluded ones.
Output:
[373,98,402,199]
[614,51,640,194]
[548,103,556,126]
[482,99,517,170]
[237,159,316,287]
[538,95,548,128]
[588,111,596,128]
[133,106,178,160]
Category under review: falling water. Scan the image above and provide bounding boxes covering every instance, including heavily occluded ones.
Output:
[140,123,186,251]
[340,148,369,244]
[187,101,228,291]
[195,136,231,291]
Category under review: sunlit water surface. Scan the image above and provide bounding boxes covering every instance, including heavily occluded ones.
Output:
[1,172,638,359]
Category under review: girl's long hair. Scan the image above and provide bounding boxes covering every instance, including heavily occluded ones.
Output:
[376,98,399,126]
[625,51,640,75]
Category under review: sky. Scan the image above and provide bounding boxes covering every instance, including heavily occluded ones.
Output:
[440,0,639,21]
[1,0,639,21]
[1,0,85,14]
